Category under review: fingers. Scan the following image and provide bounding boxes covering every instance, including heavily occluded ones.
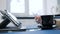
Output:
[34,16,42,24]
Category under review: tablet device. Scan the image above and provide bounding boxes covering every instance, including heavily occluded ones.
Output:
[0,10,21,28]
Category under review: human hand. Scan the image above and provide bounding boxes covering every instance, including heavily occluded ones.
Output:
[35,16,42,24]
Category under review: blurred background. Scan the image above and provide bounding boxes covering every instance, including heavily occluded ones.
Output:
[0,0,60,29]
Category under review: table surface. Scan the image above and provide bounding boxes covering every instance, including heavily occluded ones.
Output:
[0,30,60,34]
[0,25,60,34]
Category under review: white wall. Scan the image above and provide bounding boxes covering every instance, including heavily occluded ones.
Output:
[0,0,59,17]
[0,0,6,10]
[46,0,60,15]
[57,0,60,14]
[0,0,7,22]
[46,0,58,15]
[0,0,60,17]
[57,0,60,5]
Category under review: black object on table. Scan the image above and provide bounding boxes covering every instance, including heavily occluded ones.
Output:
[0,18,10,29]
[41,15,53,29]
